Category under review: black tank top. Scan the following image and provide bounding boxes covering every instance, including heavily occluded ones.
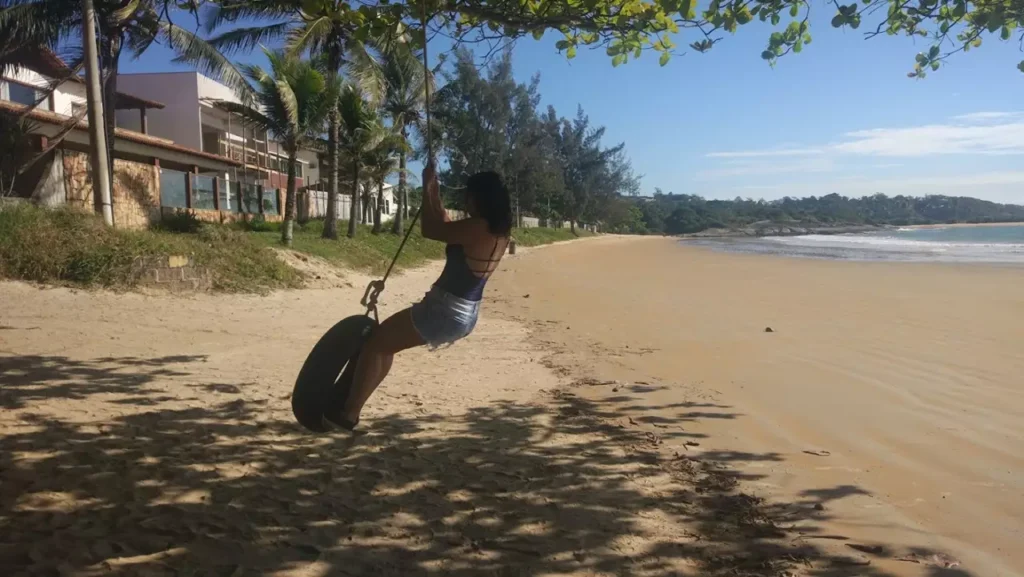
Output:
[435,239,501,302]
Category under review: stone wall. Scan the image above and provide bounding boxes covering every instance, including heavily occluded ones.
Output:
[63,149,92,210]
[61,151,160,230]
[132,255,212,292]
[112,159,160,229]
[176,208,283,224]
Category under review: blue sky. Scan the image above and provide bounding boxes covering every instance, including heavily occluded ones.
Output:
[122,9,1024,203]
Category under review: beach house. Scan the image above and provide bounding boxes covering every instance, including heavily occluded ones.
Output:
[0,47,240,228]
[117,71,397,224]
[2,50,397,228]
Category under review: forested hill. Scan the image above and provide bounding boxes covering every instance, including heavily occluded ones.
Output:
[610,192,1024,235]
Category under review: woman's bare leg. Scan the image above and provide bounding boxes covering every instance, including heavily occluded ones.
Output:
[341,308,424,423]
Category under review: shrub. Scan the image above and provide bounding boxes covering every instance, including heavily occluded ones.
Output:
[237,214,277,232]
[154,209,203,233]
[0,204,301,292]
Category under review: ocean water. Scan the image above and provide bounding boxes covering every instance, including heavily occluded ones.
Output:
[687,225,1024,264]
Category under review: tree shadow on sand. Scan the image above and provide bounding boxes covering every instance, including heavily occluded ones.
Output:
[0,355,976,577]
[0,355,204,410]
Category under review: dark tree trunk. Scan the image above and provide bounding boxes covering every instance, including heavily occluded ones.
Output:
[372,178,384,234]
[391,126,407,234]
[99,33,122,216]
[322,49,341,239]
[322,105,340,239]
[282,150,297,246]
[347,161,359,238]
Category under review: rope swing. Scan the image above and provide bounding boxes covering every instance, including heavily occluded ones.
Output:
[360,3,433,322]
[291,5,438,433]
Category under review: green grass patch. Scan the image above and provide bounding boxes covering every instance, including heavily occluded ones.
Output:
[245,219,590,276]
[247,219,447,276]
[0,203,302,293]
[0,204,594,294]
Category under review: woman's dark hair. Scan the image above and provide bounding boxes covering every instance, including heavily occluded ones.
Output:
[465,171,513,236]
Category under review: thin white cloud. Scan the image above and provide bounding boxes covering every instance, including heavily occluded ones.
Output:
[834,122,1024,156]
[704,112,1024,160]
[694,157,835,180]
[951,111,1023,123]
[705,147,824,159]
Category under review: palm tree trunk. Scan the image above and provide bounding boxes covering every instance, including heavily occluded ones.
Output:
[322,69,341,239]
[281,150,298,246]
[80,0,112,225]
[347,160,359,238]
[362,187,371,224]
[322,109,340,239]
[391,126,407,234]
[373,178,384,234]
[100,34,122,198]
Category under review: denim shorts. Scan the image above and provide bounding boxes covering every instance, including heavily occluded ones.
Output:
[410,286,480,350]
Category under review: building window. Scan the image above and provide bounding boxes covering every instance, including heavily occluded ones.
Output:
[192,175,216,210]
[1,80,51,111]
[159,169,189,208]
[295,163,304,178]
[262,188,279,215]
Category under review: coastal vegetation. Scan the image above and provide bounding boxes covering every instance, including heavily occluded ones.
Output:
[601,192,1024,235]
[0,203,584,291]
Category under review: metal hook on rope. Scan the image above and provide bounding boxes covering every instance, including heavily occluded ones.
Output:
[360,3,433,323]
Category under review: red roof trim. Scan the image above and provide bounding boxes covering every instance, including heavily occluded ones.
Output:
[0,101,241,167]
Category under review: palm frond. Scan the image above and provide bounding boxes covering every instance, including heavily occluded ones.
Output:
[112,0,143,23]
[286,16,333,58]
[201,0,297,33]
[126,5,161,58]
[345,41,385,107]
[18,104,88,173]
[207,22,291,55]
[0,1,75,48]
[275,79,299,135]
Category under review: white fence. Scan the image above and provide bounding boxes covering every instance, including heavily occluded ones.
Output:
[296,194,597,231]
[299,190,396,223]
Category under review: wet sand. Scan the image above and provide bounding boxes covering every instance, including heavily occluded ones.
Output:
[491,235,1024,577]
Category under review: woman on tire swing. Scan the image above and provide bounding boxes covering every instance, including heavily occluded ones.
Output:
[325,162,512,431]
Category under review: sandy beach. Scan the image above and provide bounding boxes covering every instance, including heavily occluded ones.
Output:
[2,235,1022,576]
[493,235,1024,577]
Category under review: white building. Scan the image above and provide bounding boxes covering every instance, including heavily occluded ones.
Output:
[117,71,397,222]
[1,47,241,227]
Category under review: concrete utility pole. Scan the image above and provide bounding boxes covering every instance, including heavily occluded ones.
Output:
[82,0,113,226]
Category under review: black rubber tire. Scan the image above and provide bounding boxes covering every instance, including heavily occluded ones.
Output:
[291,315,378,432]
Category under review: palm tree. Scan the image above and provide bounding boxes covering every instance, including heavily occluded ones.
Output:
[199,1,389,240]
[0,1,238,189]
[362,134,401,234]
[216,49,338,246]
[337,85,387,238]
[374,43,431,234]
